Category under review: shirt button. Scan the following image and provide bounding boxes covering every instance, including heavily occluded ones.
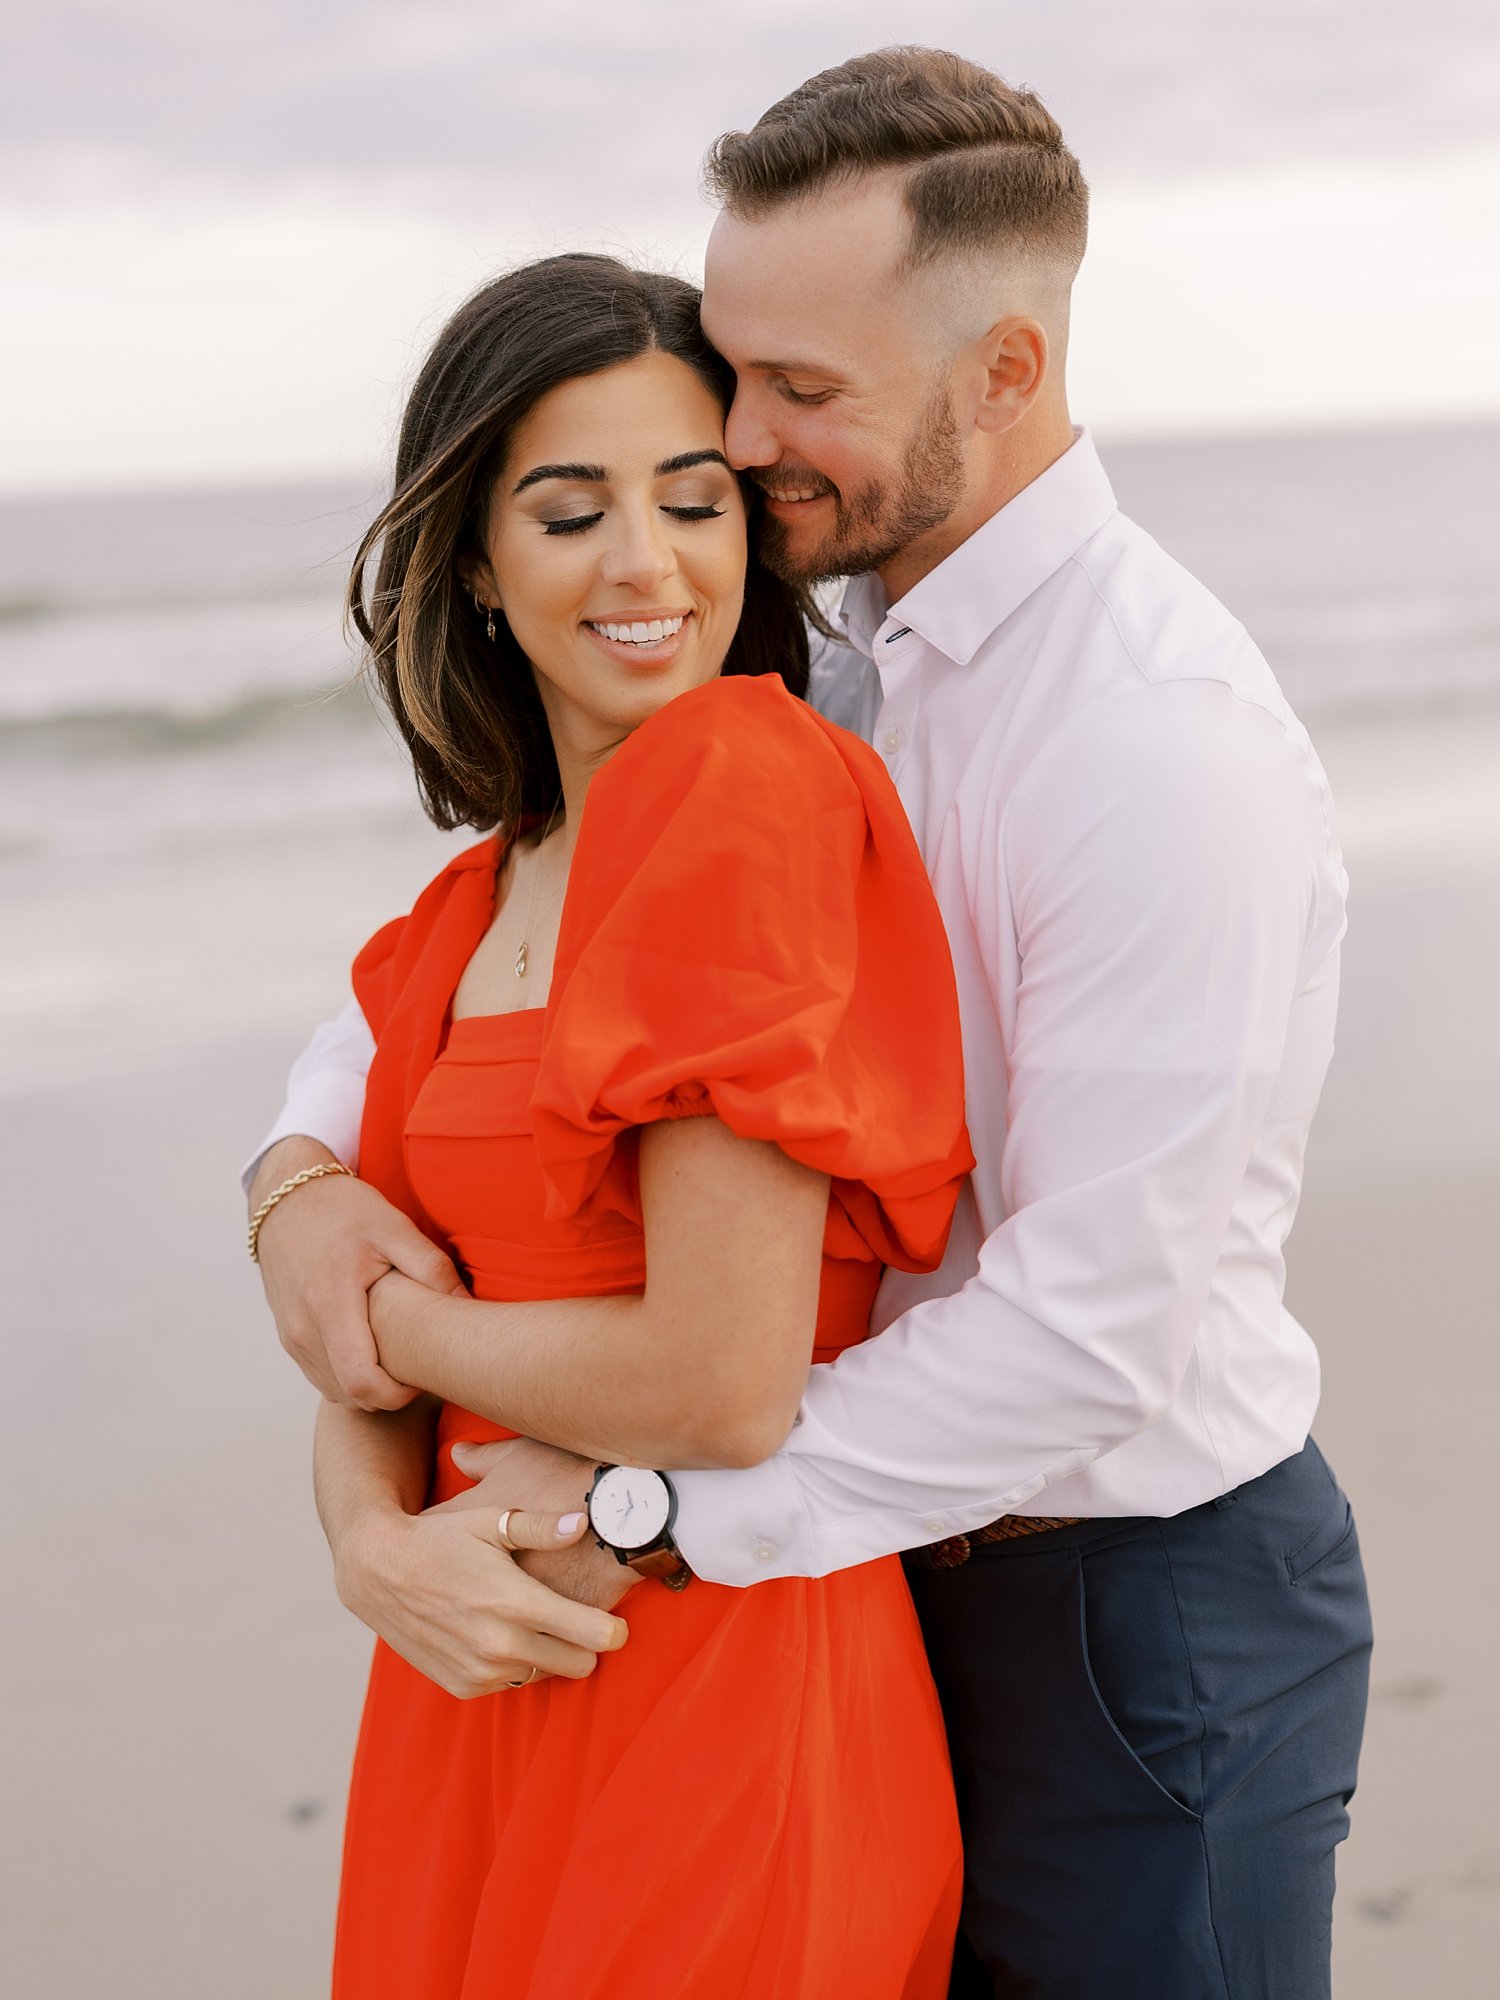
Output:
[752,1541,777,1563]
[881,728,904,755]
[924,1518,946,1537]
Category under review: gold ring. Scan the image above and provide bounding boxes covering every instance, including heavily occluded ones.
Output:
[495,1509,519,1551]
[505,1665,540,1690]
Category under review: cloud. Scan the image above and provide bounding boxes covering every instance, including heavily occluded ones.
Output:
[6,1,1499,489]
[8,0,1500,208]
[1071,143,1500,438]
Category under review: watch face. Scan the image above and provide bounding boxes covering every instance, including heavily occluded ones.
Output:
[591,1466,671,1553]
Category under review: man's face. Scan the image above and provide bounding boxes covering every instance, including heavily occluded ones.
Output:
[702,177,969,587]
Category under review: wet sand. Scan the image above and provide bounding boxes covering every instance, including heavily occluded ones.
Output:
[1,709,1497,1997]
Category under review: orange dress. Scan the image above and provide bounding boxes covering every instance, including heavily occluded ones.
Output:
[333,675,974,2000]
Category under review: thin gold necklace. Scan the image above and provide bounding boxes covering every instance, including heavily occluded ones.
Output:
[514,798,563,980]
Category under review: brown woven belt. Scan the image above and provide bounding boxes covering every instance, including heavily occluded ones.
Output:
[906,1514,1086,1570]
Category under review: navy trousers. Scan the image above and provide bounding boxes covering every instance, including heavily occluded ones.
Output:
[905,1439,1372,1999]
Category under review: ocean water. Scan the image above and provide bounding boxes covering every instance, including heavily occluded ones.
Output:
[2,419,1497,867]
[2,421,1497,1092]
[0,478,393,864]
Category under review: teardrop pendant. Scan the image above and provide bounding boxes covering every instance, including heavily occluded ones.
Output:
[515,940,529,979]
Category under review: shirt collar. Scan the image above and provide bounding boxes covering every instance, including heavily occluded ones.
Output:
[836,427,1117,669]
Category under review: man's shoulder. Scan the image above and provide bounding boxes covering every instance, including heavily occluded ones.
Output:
[992,510,1334,839]
[1038,508,1302,737]
[1072,511,1246,669]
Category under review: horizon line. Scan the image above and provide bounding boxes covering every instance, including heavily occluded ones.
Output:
[3,406,1498,510]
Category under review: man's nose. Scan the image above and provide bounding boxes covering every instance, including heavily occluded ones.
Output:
[724,389,779,471]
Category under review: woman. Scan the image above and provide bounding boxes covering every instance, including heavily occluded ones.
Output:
[317,254,972,1998]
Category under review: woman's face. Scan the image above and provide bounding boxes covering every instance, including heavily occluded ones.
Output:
[474,350,748,758]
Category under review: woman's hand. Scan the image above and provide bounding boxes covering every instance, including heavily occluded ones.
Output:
[333,1500,630,1699]
[442,1435,641,1613]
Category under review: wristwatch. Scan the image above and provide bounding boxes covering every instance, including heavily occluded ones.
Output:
[586,1464,692,1591]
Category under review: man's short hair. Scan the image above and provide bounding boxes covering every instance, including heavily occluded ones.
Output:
[705,46,1088,278]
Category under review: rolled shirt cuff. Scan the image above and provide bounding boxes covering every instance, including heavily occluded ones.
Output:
[238,1070,368,1193]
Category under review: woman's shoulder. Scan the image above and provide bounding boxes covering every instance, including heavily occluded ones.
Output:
[352,836,496,1009]
[370,835,496,938]
[536,676,970,1249]
[595,673,880,826]
[646,670,819,740]
[426,835,501,886]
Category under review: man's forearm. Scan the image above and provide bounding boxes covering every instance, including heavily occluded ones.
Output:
[314,1395,439,1571]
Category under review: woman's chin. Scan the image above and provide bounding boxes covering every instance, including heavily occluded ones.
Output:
[557,647,723,741]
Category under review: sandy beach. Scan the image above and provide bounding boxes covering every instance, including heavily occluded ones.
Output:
[0,700,1495,1997]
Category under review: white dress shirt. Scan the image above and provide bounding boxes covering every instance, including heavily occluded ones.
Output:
[250,431,1345,1587]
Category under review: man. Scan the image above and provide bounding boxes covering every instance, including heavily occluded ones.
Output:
[248,49,1371,1998]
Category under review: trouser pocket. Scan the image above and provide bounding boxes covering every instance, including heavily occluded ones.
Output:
[1077,1532,1205,1821]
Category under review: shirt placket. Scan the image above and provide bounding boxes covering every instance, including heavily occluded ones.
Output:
[871,619,925,777]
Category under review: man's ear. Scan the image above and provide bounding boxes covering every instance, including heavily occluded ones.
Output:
[974,316,1048,436]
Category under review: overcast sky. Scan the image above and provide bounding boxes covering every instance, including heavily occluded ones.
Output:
[6,0,1499,492]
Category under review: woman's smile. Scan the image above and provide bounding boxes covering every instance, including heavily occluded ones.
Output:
[581,606,696,667]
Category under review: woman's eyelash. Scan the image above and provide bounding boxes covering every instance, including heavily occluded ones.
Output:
[542,504,726,536]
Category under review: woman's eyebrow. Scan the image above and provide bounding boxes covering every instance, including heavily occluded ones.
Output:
[655,449,731,476]
[512,449,731,496]
[512,461,607,495]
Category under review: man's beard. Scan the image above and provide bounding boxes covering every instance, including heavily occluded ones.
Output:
[753,384,966,588]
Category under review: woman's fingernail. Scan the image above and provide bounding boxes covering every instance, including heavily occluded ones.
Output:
[557,1512,585,1536]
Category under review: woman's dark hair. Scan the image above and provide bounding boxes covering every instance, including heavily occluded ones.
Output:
[347,253,816,832]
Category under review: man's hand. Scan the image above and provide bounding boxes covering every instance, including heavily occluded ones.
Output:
[251,1137,463,1411]
[334,1501,629,1699]
[442,1435,639,1613]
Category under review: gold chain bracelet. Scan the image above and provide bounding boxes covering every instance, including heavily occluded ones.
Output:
[247,1161,356,1263]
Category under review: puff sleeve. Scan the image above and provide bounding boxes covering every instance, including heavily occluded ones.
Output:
[530,675,973,1271]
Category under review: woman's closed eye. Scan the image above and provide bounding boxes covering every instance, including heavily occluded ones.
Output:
[541,512,605,536]
[541,502,727,536]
